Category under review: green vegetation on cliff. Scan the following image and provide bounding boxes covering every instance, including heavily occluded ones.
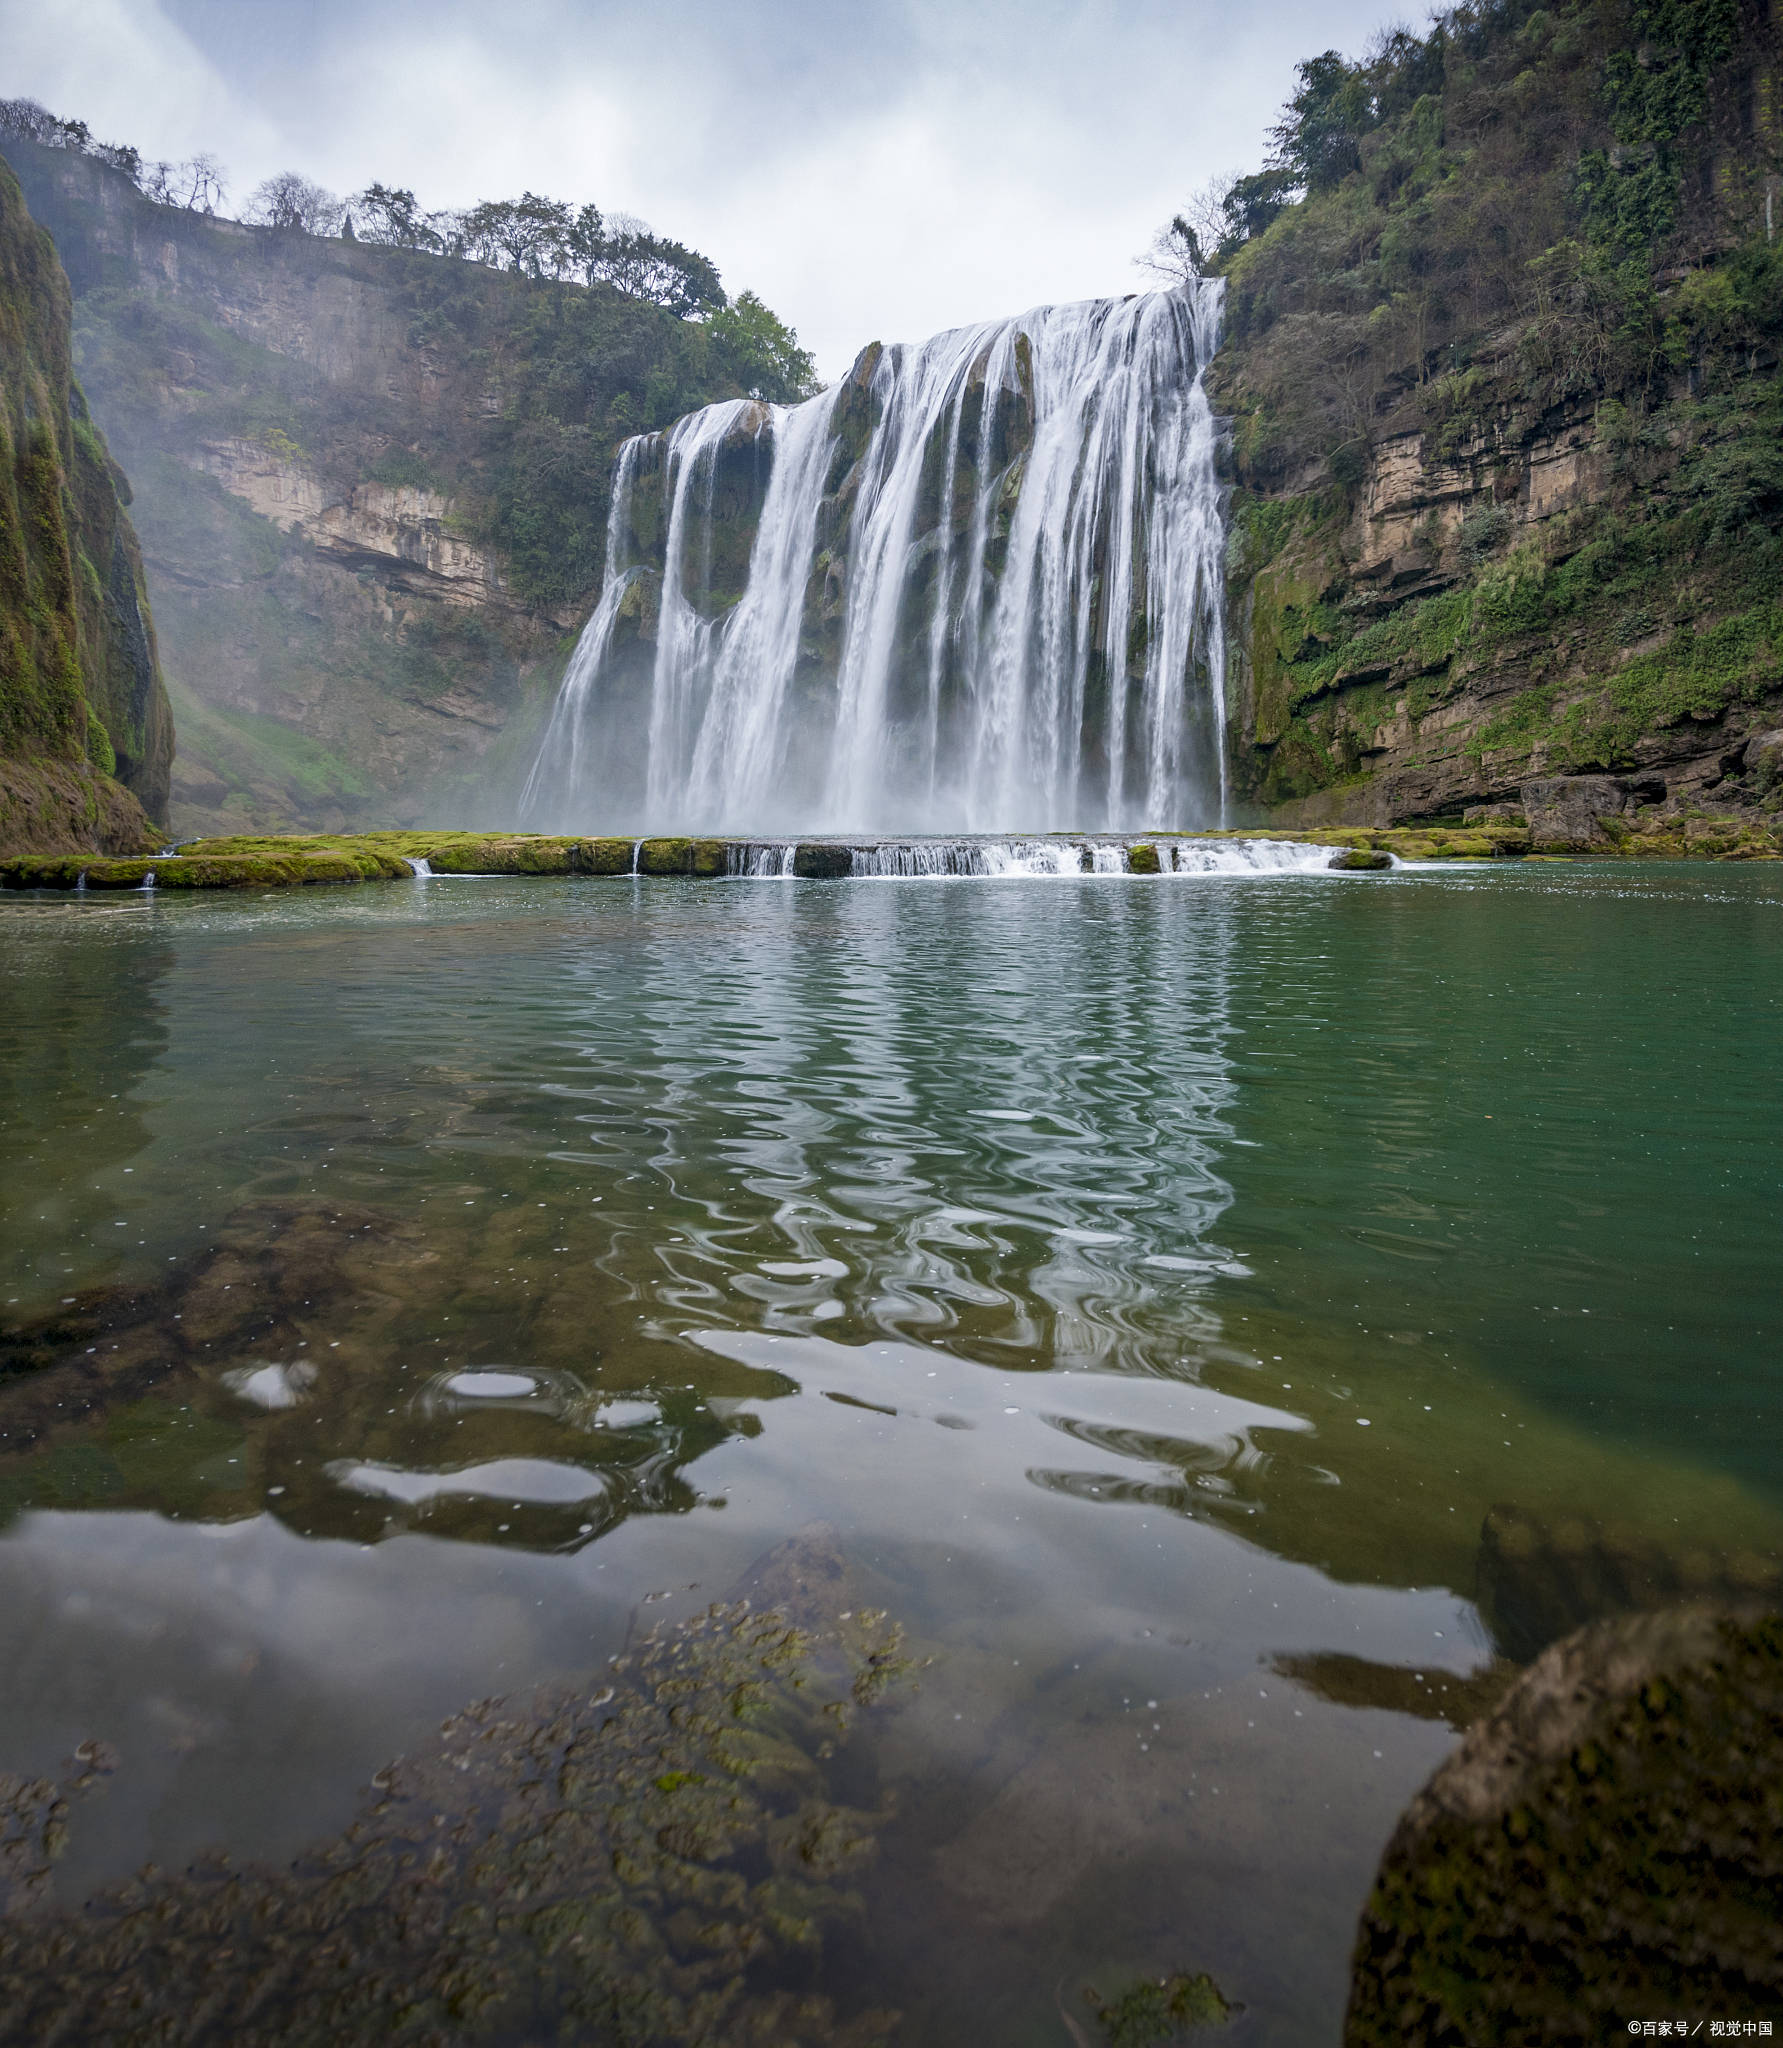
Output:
[1192,0,1783,820]
[0,155,169,851]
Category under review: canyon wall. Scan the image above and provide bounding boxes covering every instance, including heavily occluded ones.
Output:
[2,140,773,836]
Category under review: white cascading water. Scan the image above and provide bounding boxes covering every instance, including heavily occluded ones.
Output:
[523,281,1229,834]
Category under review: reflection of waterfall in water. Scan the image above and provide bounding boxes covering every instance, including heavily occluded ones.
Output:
[553,884,1242,1376]
[522,284,1228,834]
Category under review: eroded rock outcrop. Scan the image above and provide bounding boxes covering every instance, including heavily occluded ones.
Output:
[0,158,169,852]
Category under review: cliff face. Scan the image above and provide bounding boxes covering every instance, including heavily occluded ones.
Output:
[0,157,168,854]
[2,141,770,836]
[1215,0,1783,834]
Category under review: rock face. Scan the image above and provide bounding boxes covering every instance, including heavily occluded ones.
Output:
[1518,774,1632,851]
[1345,1606,1783,2042]
[1226,403,1783,830]
[1216,0,1783,833]
[1,140,756,837]
[0,158,169,852]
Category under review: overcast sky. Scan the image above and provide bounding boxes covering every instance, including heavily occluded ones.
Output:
[3,0,1421,378]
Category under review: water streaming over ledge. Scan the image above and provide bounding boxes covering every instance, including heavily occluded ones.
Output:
[522,283,1228,835]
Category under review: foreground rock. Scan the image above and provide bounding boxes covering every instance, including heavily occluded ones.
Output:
[1345,1605,1783,2042]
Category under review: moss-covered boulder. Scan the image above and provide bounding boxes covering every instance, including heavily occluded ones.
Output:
[1345,1606,1783,2043]
[637,837,693,875]
[1126,842,1161,874]
[1328,848,1392,871]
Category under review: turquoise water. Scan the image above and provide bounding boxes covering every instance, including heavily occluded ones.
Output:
[1,862,1779,2040]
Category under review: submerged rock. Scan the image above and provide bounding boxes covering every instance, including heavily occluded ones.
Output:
[0,1600,912,2046]
[1476,1502,1783,1662]
[1344,1606,1783,2043]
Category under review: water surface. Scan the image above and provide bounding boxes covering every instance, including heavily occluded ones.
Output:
[2,862,1778,2041]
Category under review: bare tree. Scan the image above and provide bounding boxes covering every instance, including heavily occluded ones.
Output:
[143,154,227,213]
[1137,173,1241,283]
[245,171,343,235]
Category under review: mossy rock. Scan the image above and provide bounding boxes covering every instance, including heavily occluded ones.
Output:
[1329,848,1392,871]
[155,856,307,888]
[424,837,582,876]
[0,856,89,889]
[1345,1606,1783,2043]
[1126,842,1162,874]
[1086,1969,1232,2043]
[0,1597,911,2045]
[690,838,727,876]
[291,854,366,886]
[638,837,694,875]
[80,859,155,888]
[570,838,636,875]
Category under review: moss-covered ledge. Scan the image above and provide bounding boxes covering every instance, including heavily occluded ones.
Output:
[4,819,1778,895]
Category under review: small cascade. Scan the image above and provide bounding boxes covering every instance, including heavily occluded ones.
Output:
[522,282,1229,835]
[408,856,435,878]
[727,843,797,877]
[1159,839,1339,875]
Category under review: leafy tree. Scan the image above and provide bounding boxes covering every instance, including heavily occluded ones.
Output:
[1269,50,1379,193]
[350,183,439,249]
[708,290,819,401]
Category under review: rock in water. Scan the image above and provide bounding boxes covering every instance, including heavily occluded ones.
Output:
[0,1601,911,2047]
[1344,1606,1783,2044]
[1519,775,1632,852]
[1327,849,1392,870]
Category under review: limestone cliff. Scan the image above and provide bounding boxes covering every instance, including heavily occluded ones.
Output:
[2,139,780,836]
[1214,0,1783,837]
[0,156,168,854]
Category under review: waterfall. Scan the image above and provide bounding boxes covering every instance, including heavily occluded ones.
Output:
[522,281,1228,834]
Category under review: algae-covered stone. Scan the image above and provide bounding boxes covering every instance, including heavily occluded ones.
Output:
[1344,1606,1783,2044]
[1328,849,1392,871]
[80,859,155,889]
[0,856,87,890]
[1085,1969,1232,2044]
[691,838,727,876]
[1476,1502,1783,1662]
[0,1598,910,2046]
[153,856,306,888]
[1126,842,1161,874]
[572,837,637,875]
[638,837,694,874]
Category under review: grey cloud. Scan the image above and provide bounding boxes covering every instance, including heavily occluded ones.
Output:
[16,0,1424,373]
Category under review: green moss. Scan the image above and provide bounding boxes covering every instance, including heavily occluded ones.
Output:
[637,836,693,875]
[0,855,87,889]
[1087,1969,1232,2044]
[0,1597,911,2045]
[1126,842,1162,873]
[80,857,153,888]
